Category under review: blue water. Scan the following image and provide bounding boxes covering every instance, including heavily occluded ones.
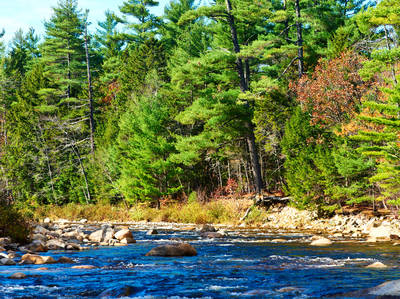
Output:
[1,228,400,298]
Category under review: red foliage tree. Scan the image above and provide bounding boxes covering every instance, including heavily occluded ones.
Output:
[291,52,369,129]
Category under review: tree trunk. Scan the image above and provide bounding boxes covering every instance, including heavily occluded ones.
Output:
[84,23,95,154]
[295,0,304,78]
[225,0,264,197]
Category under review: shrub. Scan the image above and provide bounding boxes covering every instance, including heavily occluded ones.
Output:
[0,204,30,244]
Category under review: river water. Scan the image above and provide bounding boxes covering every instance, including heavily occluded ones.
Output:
[1,227,400,298]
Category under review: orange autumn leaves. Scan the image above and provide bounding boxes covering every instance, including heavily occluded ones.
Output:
[290,52,371,130]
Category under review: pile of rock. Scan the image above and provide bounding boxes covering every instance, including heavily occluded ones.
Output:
[261,206,400,242]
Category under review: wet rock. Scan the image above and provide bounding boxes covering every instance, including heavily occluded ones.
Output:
[120,237,136,244]
[9,272,27,279]
[0,258,16,265]
[114,229,133,241]
[310,237,332,246]
[21,253,56,265]
[365,261,387,269]
[57,256,74,263]
[46,239,66,250]
[7,252,19,259]
[344,279,400,297]
[146,243,197,257]
[71,265,97,269]
[276,287,300,293]
[66,243,81,251]
[201,232,225,238]
[147,229,158,235]
[199,224,216,233]
[36,267,48,270]
[26,240,48,252]
[271,239,287,243]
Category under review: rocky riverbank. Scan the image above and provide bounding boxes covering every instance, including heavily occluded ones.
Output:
[261,206,400,242]
[1,205,400,268]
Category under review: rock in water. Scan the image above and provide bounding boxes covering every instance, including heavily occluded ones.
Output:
[46,239,66,250]
[57,256,74,264]
[343,279,400,297]
[146,229,158,235]
[99,286,144,298]
[9,272,27,279]
[365,261,387,269]
[89,229,105,243]
[310,237,332,246]
[71,265,97,269]
[199,224,216,233]
[0,258,16,265]
[26,240,48,252]
[20,254,56,265]
[146,243,197,257]
[114,229,133,241]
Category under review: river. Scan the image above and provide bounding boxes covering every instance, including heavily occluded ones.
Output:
[1,226,400,298]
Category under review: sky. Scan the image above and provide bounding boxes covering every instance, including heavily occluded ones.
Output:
[0,0,168,47]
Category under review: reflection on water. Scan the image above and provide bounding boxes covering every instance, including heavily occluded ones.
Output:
[1,229,400,298]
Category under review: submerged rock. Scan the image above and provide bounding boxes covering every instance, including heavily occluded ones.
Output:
[71,265,97,269]
[9,272,27,279]
[146,243,197,257]
[57,256,74,264]
[201,232,225,238]
[99,286,144,298]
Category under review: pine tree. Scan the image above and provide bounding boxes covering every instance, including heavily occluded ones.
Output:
[39,0,93,203]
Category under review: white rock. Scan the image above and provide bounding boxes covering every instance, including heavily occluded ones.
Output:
[43,217,51,224]
[366,262,387,269]
[310,237,332,246]
[89,229,105,243]
[114,229,133,241]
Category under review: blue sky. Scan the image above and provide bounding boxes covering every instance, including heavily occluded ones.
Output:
[0,0,169,46]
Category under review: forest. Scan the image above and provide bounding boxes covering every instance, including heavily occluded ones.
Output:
[0,0,399,215]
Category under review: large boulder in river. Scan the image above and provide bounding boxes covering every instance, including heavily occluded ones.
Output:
[146,243,197,257]
[343,279,400,297]
[114,229,133,241]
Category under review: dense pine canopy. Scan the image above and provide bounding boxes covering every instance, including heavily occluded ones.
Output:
[3,0,400,213]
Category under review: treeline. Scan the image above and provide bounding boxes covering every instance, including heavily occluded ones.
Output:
[0,0,399,212]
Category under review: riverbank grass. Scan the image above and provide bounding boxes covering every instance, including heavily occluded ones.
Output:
[32,198,269,225]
